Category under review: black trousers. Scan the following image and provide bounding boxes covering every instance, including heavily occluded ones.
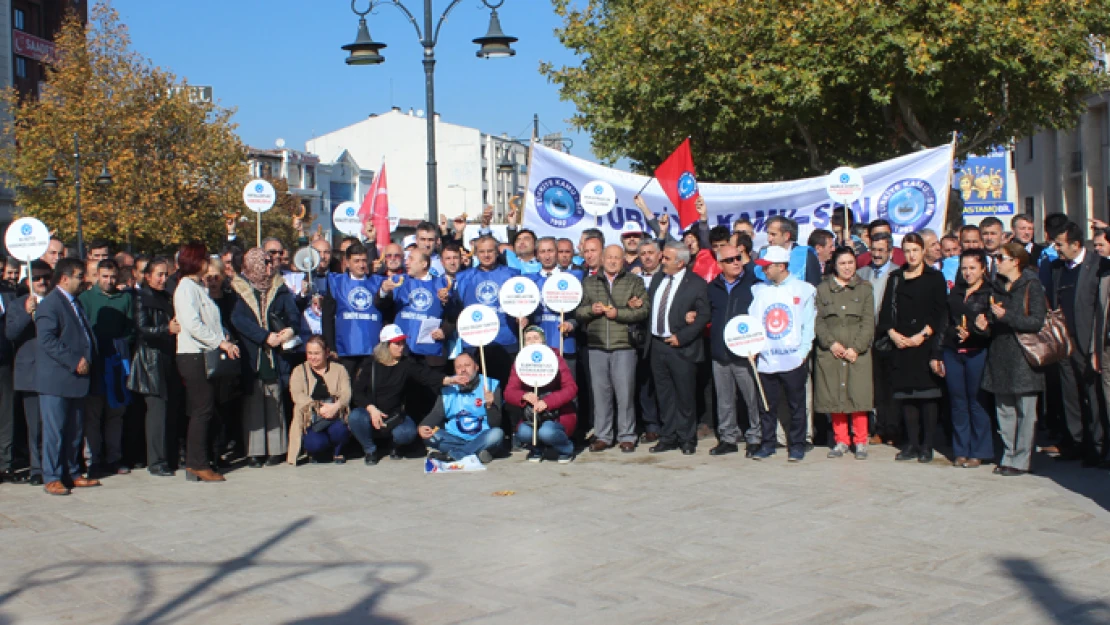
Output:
[759,364,808,453]
[1058,354,1106,459]
[0,365,14,471]
[637,352,660,434]
[144,370,183,469]
[902,397,939,453]
[177,354,217,471]
[650,338,698,446]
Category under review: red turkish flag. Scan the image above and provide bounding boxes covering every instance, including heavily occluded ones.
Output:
[654,138,700,229]
[358,162,391,249]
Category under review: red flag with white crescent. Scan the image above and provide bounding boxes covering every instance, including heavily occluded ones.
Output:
[358,162,391,249]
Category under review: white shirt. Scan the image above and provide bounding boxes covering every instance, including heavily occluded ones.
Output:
[1068,247,1087,269]
[652,268,686,338]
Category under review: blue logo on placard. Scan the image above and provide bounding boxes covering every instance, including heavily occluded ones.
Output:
[531,351,542,363]
[254,183,264,193]
[346,207,355,217]
[514,282,525,294]
[20,224,30,236]
[678,172,697,200]
[877,179,937,235]
[476,280,499,306]
[471,310,483,322]
[534,178,584,228]
[839,173,850,184]
[738,322,748,334]
[557,280,568,290]
[593,184,604,195]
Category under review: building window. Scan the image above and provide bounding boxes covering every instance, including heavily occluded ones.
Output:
[305,166,316,189]
[14,9,24,31]
[1027,136,1034,161]
[15,57,27,79]
[1025,197,1034,213]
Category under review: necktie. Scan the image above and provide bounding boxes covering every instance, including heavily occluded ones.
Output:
[72,297,95,351]
[656,276,673,336]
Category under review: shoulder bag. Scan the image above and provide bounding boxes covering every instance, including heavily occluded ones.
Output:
[873,275,898,353]
[303,366,336,433]
[204,344,239,379]
[1015,285,1073,367]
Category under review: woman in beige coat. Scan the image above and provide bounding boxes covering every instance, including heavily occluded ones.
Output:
[814,247,875,460]
[288,336,352,464]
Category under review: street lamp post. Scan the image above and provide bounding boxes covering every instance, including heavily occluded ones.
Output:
[342,0,518,225]
[41,131,113,259]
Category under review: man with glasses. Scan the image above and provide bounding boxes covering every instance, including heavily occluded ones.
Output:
[858,232,898,444]
[377,243,406,281]
[323,243,386,379]
[5,261,52,485]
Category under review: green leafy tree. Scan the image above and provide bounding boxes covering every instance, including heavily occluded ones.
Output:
[0,2,248,253]
[544,0,1110,181]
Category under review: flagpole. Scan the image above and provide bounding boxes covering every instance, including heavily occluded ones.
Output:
[942,131,958,235]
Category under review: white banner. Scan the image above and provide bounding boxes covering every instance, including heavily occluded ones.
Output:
[524,143,955,251]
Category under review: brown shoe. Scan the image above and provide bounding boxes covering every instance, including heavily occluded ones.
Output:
[588,440,610,453]
[966,458,982,468]
[619,442,636,453]
[43,480,70,496]
[640,432,660,444]
[954,456,968,468]
[70,476,101,488]
[868,435,883,445]
[186,468,226,482]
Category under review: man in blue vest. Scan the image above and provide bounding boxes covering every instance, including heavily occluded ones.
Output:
[323,243,386,379]
[525,237,581,378]
[418,352,504,463]
[452,235,521,388]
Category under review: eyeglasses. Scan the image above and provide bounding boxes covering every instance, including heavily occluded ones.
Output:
[719,256,742,264]
[384,253,402,259]
[31,275,49,282]
[265,249,283,256]
[992,254,1014,262]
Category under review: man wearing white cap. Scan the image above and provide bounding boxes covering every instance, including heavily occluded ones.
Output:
[748,246,816,462]
[620,221,645,271]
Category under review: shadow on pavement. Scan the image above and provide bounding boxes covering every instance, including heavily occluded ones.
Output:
[1030,453,1110,513]
[1000,557,1110,624]
[0,516,425,625]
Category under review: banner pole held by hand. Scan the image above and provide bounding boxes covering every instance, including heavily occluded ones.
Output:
[532,384,539,446]
[749,354,769,412]
[479,345,489,393]
[559,311,565,356]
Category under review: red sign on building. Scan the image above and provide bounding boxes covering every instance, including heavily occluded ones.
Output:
[13,30,56,64]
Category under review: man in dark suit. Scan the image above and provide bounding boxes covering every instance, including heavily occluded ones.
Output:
[36,258,100,495]
[6,260,52,486]
[1045,221,1106,465]
[0,271,17,483]
[646,241,711,454]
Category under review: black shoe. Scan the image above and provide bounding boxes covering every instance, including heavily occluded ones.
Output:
[28,474,43,486]
[427,450,449,462]
[681,444,697,456]
[744,445,759,458]
[709,442,739,456]
[309,456,321,464]
[389,448,404,460]
[266,455,283,466]
[247,456,265,468]
[147,464,175,477]
[649,442,679,454]
[895,449,918,462]
[1,470,27,484]
[999,466,1026,476]
[364,454,379,466]
[1055,448,1082,462]
[918,450,934,464]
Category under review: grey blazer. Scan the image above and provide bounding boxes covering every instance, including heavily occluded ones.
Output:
[35,288,95,398]
[857,260,896,320]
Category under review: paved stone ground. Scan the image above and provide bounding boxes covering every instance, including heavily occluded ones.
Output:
[1,444,1109,625]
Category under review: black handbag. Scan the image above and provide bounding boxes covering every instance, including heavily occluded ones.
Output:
[303,367,337,433]
[874,275,898,353]
[126,343,164,396]
[523,393,559,424]
[204,345,239,379]
[371,361,405,432]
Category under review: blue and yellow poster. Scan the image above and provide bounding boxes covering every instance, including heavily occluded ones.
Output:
[956,149,1013,216]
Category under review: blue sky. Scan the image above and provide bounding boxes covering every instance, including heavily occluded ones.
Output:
[111,0,590,155]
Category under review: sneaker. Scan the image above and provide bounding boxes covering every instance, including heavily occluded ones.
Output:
[854,444,868,460]
[750,447,775,460]
[477,450,493,464]
[526,449,543,463]
[788,450,805,463]
[426,451,449,462]
[557,453,574,464]
[827,443,849,458]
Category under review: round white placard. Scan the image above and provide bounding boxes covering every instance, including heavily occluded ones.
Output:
[825,166,864,205]
[724,314,767,358]
[4,217,50,262]
[541,273,583,313]
[243,179,277,213]
[580,180,617,217]
[514,344,559,387]
[499,277,541,318]
[457,304,500,347]
[332,201,362,237]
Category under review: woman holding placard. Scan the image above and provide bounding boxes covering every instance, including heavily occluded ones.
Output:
[505,327,578,463]
[814,247,874,460]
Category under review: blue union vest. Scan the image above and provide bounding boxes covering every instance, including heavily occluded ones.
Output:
[392,273,448,357]
[455,265,521,349]
[525,269,581,355]
[327,272,385,357]
[443,376,499,441]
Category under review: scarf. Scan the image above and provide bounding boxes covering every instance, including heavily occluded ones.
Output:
[242,248,274,297]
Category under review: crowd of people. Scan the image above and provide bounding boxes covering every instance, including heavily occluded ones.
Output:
[1,199,1108,496]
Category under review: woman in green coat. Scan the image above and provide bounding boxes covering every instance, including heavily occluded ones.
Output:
[814,247,875,459]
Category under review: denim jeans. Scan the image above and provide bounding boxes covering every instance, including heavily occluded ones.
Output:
[303,420,352,458]
[942,348,994,459]
[427,428,504,460]
[347,408,418,456]
[516,420,574,456]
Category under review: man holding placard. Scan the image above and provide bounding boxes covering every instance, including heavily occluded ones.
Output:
[644,242,711,455]
[418,353,504,464]
[323,243,386,379]
[707,245,763,456]
[526,237,582,375]
[749,247,817,462]
[452,235,521,388]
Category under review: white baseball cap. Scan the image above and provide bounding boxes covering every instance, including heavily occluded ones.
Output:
[402,235,417,249]
[379,324,407,344]
[755,246,791,267]
[620,222,644,237]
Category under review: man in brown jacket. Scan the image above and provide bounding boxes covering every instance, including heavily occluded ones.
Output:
[576,245,649,452]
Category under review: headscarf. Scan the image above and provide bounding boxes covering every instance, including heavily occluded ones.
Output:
[242,248,274,295]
